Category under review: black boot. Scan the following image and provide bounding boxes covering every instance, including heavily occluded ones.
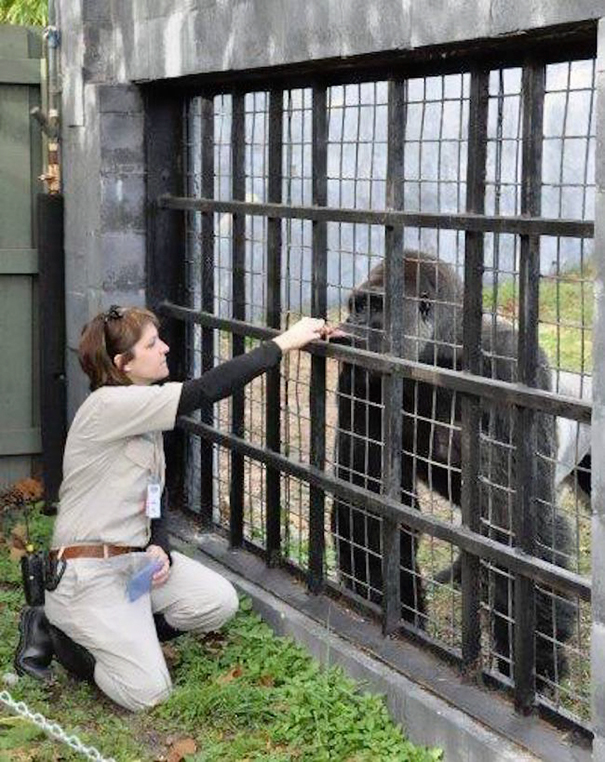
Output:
[49,625,96,683]
[154,613,184,643]
[14,606,53,681]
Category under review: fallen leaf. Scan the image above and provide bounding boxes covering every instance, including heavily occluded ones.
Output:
[14,478,43,502]
[216,665,243,684]
[166,737,196,762]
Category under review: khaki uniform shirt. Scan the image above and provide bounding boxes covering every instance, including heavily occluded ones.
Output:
[52,382,183,549]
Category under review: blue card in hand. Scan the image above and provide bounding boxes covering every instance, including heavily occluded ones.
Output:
[127,560,163,602]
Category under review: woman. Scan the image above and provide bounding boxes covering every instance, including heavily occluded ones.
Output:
[15,305,330,711]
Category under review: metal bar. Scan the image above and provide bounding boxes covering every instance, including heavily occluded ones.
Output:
[461,68,489,674]
[37,194,65,504]
[177,415,591,601]
[199,94,215,527]
[160,303,592,424]
[266,89,283,566]
[145,89,187,511]
[159,195,594,238]
[308,85,328,592]
[381,79,405,634]
[230,92,246,547]
[513,60,545,714]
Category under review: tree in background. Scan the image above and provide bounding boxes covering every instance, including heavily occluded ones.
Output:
[0,0,47,25]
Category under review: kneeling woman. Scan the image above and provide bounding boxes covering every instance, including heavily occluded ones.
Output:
[15,306,329,711]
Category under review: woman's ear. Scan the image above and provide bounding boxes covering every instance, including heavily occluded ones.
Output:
[113,353,129,372]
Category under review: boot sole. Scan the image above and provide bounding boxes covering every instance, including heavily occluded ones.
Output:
[14,607,53,682]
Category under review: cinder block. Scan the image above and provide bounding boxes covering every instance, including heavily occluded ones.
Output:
[100,113,145,173]
[66,348,89,422]
[99,288,146,310]
[100,175,146,233]
[64,290,89,350]
[98,84,143,114]
[99,232,146,293]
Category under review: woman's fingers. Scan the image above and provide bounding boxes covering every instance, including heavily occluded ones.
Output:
[273,317,340,352]
[146,544,171,587]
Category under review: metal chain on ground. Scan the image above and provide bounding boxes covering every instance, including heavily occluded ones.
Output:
[0,689,116,762]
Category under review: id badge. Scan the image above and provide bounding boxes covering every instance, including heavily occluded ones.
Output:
[145,481,162,519]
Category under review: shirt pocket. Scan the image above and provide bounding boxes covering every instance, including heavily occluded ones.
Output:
[125,436,155,472]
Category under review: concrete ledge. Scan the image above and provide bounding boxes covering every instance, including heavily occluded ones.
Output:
[168,513,590,762]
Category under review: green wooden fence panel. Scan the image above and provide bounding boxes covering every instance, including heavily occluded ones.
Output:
[0,25,43,486]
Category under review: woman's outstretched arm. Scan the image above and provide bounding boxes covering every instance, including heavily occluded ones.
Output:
[177,317,330,416]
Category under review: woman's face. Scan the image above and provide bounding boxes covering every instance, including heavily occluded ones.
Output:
[118,322,170,385]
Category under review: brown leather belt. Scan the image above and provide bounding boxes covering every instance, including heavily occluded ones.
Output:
[49,544,143,560]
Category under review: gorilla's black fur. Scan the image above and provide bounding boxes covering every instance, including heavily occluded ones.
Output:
[332,249,575,682]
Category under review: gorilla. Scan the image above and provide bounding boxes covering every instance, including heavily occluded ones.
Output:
[331,248,576,683]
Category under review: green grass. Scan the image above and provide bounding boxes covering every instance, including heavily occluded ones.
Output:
[483,262,594,374]
[0,505,441,762]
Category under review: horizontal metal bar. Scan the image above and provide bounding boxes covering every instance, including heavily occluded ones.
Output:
[0,427,41,455]
[0,58,41,84]
[0,249,38,275]
[159,195,594,239]
[160,301,592,423]
[177,414,590,602]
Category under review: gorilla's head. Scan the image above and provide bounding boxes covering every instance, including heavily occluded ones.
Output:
[335,250,462,365]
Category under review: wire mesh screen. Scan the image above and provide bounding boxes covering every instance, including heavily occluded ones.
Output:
[179,52,594,727]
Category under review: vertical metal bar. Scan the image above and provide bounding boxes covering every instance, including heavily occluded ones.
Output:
[37,193,65,507]
[514,60,544,714]
[308,84,328,593]
[461,69,489,673]
[147,90,187,511]
[266,89,283,565]
[230,92,246,547]
[199,94,215,527]
[381,79,405,635]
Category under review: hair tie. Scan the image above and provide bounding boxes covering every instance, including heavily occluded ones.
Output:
[103,305,124,324]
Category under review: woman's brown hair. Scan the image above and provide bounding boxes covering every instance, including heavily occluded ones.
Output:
[79,305,160,391]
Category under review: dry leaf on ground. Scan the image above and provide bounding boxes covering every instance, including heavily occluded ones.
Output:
[166,737,197,762]
[216,665,243,684]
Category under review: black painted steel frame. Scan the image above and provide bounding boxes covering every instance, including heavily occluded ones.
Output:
[147,30,595,728]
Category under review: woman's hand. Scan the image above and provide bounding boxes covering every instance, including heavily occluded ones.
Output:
[272,317,336,353]
[145,544,171,587]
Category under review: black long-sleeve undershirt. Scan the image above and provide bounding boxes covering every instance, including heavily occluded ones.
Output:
[149,340,283,560]
[177,340,282,416]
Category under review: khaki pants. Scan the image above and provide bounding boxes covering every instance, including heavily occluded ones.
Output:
[45,551,239,711]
